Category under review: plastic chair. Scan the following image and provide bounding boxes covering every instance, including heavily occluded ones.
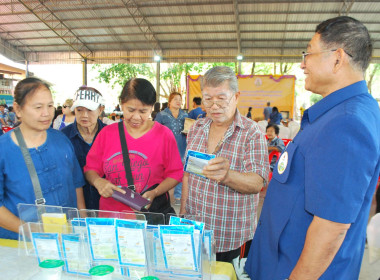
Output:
[268,150,281,163]
[288,121,300,139]
[278,125,290,139]
[257,120,268,134]
[282,138,291,146]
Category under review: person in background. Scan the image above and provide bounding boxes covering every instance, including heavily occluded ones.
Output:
[246,16,380,280]
[188,97,206,120]
[266,123,285,171]
[52,105,62,126]
[151,102,161,120]
[7,106,17,127]
[99,104,106,120]
[246,106,252,119]
[155,92,188,205]
[268,106,283,125]
[0,103,8,135]
[263,101,272,121]
[0,78,85,240]
[84,78,183,214]
[161,102,168,111]
[62,86,107,210]
[53,98,75,130]
[180,66,269,264]
[114,104,121,112]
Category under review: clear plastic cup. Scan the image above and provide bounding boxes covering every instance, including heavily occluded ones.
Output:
[39,259,64,280]
[89,265,114,280]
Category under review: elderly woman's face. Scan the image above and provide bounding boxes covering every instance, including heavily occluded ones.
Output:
[75,106,101,128]
[121,98,153,130]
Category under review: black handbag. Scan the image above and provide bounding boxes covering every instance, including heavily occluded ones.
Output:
[118,122,176,215]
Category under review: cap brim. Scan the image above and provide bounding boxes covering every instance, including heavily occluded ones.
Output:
[71,100,100,111]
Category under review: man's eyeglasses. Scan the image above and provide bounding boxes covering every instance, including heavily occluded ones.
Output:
[302,49,353,64]
[202,94,235,108]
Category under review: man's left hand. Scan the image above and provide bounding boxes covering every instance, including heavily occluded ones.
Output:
[203,157,230,183]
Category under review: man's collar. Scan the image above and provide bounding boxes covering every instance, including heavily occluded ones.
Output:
[67,120,80,138]
[306,80,368,123]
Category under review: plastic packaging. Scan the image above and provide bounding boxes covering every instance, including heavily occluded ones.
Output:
[89,265,114,280]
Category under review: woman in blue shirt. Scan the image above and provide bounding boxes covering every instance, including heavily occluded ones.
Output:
[155,92,188,204]
[0,78,85,240]
[269,106,283,125]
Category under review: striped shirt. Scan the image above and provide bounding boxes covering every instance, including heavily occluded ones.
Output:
[185,111,269,252]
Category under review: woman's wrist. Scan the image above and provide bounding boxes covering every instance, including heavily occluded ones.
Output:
[93,177,103,188]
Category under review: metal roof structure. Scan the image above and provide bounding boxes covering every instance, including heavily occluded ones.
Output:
[0,0,380,65]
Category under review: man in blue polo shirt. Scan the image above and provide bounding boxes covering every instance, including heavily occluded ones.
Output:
[246,16,380,280]
[188,97,206,119]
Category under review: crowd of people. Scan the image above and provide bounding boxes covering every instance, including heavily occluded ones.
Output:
[0,15,380,280]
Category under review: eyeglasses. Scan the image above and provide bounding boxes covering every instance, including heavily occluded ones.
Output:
[202,94,235,108]
[302,49,353,64]
[63,105,69,108]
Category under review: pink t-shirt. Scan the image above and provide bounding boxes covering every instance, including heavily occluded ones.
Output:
[84,122,184,212]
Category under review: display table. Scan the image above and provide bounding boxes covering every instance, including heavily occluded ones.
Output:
[0,239,236,280]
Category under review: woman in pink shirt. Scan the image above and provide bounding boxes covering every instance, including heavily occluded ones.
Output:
[84,78,183,213]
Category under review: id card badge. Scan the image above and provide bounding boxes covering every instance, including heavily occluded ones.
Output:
[273,141,298,183]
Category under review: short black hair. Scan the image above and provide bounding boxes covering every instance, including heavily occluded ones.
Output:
[272,106,279,113]
[119,78,156,106]
[193,97,202,105]
[266,123,280,135]
[14,77,51,107]
[316,16,372,72]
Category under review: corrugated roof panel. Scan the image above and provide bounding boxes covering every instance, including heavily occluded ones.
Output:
[193,24,235,32]
[161,42,203,49]
[242,32,287,41]
[240,14,289,23]
[1,1,380,64]
[152,25,196,33]
[2,22,47,31]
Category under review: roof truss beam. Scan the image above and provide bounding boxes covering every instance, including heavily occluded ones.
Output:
[120,0,162,55]
[233,0,242,54]
[17,0,93,59]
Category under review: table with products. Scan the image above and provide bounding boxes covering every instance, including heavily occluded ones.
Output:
[0,239,236,280]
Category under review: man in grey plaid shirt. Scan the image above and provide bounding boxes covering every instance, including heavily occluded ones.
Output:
[180,66,269,264]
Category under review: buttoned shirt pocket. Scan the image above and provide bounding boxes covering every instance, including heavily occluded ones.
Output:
[272,141,298,183]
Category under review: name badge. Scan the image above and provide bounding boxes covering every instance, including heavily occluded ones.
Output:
[272,141,298,183]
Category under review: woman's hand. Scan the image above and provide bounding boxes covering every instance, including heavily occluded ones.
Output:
[141,189,158,210]
[94,178,125,198]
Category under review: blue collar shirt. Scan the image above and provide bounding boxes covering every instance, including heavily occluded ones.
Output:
[61,119,106,210]
[246,81,380,280]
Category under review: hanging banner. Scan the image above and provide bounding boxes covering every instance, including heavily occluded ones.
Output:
[187,74,295,120]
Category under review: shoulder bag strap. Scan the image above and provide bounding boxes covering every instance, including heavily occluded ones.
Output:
[118,121,135,191]
[14,127,46,205]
